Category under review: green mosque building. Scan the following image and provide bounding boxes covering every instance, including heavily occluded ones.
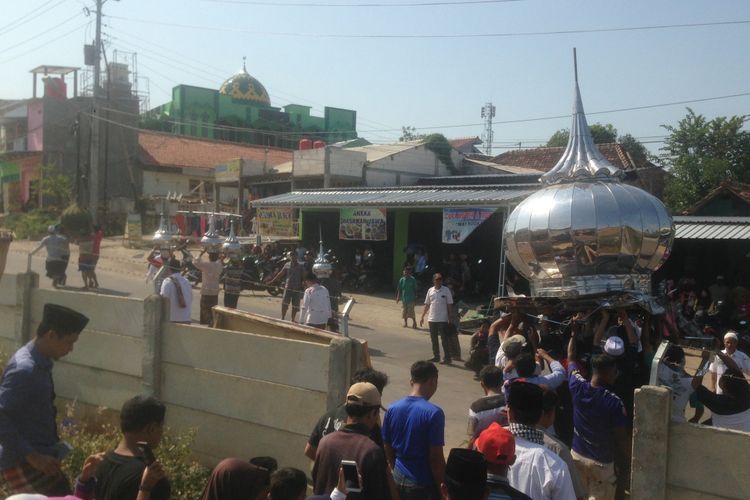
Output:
[143,58,358,149]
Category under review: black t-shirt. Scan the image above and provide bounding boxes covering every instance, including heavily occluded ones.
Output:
[95,451,171,500]
[308,404,383,449]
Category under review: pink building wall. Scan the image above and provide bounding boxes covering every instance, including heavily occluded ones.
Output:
[26,100,44,152]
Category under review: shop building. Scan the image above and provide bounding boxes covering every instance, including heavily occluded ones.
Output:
[251,181,537,290]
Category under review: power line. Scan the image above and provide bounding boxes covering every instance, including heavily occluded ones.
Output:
[0,0,67,37]
[0,12,83,55]
[200,0,520,6]
[106,15,750,39]
[0,21,90,65]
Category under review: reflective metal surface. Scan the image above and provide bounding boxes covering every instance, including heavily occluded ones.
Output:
[200,214,224,251]
[222,219,242,256]
[504,51,674,297]
[152,213,174,250]
[312,225,333,279]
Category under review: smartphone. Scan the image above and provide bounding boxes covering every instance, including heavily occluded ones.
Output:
[341,460,361,493]
[136,441,156,466]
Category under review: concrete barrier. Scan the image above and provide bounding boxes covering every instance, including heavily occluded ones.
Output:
[0,273,362,472]
[631,385,750,499]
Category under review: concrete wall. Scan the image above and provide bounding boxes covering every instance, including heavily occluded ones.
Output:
[2,273,359,472]
[364,146,457,186]
[631,386,750,499]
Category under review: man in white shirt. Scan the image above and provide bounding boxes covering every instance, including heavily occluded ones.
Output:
[193,250,224,325]
[299,272,332,329]
[506,382,576,500]
[420,273,454,365]
[160,258,193,323]
[709,331,750,394]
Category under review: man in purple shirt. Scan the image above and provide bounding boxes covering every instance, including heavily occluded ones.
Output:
[0,304,88,496]
[566,328,629,500]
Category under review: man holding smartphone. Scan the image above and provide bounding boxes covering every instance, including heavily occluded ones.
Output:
[0,304,88,496]
[312,382,392,499]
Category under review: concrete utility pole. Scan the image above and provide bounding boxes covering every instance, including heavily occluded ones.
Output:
[88,0,104,223]
[480,102,495,156]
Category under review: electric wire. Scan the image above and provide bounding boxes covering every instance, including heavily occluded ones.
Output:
[0,0,68,37]
[0,21,90,65]
[0,12,84,55]
[105,16,750,39]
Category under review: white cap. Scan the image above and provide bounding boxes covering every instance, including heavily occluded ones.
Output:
[725,331,739,342]
[604,336,625,357]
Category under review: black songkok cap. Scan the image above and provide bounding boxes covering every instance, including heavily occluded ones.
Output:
[445,448,487,498]
[42,304,89,334]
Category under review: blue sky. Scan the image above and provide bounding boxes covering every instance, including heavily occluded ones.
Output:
[3,0,750,153]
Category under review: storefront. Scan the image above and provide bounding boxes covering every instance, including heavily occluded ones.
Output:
[251,185,536,292]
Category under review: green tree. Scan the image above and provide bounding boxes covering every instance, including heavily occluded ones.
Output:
[546,122,619,147]
[661,108,750,212]
[619,133,650,165]
[399,125,426,142]
[39,165,74,209]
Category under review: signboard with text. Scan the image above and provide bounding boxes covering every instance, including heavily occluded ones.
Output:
[339,208,387,241]
[257,207,299,238]
[442,208,496,244]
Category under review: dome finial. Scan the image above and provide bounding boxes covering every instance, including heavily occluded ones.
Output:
[541,48,622,185]
[241,56,248,74]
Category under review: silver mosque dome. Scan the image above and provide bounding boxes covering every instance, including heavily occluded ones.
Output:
[503,52,674,297]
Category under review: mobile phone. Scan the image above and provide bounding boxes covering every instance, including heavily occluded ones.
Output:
[136,441,156,466]
[341,460,361,493]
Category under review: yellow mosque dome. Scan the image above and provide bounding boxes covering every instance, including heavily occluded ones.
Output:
[219,58,271,105]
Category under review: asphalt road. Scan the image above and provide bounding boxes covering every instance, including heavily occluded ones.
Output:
[6,250,480,449]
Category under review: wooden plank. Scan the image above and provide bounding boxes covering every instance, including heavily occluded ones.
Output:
[160,363,325,436]
[213,307,336,345]
[162,323,331,392]
[30,288,145,338]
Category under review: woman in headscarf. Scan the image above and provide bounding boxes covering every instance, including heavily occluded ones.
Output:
[200,458,271,500]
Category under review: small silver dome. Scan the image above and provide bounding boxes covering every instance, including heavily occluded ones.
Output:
[222,219,242,256]
[503,50,674,297]
[152,213,175,250]
[200,214,224,252]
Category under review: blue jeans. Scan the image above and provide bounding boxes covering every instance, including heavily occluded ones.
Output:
[392,469,437,500]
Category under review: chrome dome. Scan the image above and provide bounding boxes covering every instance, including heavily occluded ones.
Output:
[222,218,242,256]
[503,51,674,297]
[200,213,224,252]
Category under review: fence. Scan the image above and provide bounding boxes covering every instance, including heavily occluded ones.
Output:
[631,386,750,499]
[0,272,361,471]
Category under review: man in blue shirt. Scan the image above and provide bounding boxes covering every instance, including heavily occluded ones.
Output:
[566,327,629,500]
[0,303,88,496]
[382,361,445,500]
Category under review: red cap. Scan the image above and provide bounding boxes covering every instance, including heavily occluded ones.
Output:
[475,422,515,465]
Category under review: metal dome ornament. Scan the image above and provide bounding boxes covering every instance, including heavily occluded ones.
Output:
[152,213,175,251]
[200,213,223,252]
[312,226,333,279]
[222,218,242,256]
[503,49,674,297]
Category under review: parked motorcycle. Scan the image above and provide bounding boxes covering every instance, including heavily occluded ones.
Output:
[241,254,284,296]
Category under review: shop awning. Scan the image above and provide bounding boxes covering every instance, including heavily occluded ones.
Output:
[673,216,750,240]
[251,185,537,208]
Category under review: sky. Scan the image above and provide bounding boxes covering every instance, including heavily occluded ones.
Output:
[2,0,750,154]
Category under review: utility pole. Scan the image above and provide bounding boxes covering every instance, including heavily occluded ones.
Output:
[88,0,103,223]
[480,102,495,156]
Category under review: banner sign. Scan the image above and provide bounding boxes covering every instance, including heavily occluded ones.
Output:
[215,159,241,182]
[442,208,496,243]
[339,208,387,241]
[257,207,299,238]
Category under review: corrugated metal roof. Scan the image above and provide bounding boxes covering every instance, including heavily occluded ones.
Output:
[252,186,536,208]
[673,216,750,239]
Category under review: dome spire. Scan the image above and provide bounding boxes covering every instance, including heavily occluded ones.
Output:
[541,48,623,185]
[241,56,248,74]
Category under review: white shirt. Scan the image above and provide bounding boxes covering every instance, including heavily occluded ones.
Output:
[424,286,453,323]
[657,363,694,423]
[712,407,750,433]
[508,437,576,500]
[160,273,193,323]
[194,257,223,296]
[299,283,332,326]
[709,349,750,394]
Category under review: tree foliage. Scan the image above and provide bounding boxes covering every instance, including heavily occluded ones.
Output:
[39,165,74,209]
[422,133,457,173]
[546,122,619,147]
[660,108,750,212]
[399,125,426,142]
